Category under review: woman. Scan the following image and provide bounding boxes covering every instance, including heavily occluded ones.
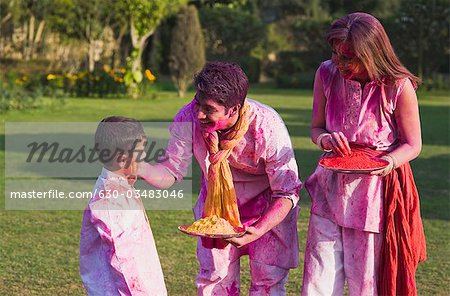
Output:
[302,12,426,296]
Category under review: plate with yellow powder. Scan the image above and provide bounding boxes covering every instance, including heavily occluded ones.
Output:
[178,215,246,238]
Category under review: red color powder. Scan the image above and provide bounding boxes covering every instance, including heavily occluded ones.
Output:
[320,153,388,170]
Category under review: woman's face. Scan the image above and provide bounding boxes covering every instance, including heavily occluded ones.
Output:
[331,41,368,82]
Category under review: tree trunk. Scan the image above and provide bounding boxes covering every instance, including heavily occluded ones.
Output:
[417,14,424,79]
[177,79,186,98]
[0,12,12,56]
[111,26,126,68]
[23,16,45,60]
[24,15,36,61]
[88,40,96,72]
[0,12,12,27]
[130,22,153,73]
[131,41,144,73]
[129,19,154,97]
[32,20,45,59]
[21,22,27,59]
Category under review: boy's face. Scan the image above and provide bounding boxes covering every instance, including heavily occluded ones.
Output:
[194,97,239,133]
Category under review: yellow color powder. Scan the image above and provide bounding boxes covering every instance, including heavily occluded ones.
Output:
[186,215,237,235]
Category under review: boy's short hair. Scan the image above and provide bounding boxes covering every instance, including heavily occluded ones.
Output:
[194,61,249,110]
[95,116,146,165]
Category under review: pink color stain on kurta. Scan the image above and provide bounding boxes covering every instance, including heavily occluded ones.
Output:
[162,98,301,292]
[305,60,410,233]
[80,168,167,296]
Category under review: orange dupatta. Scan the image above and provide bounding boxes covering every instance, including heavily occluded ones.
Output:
[379,163,427,296]
[338,145,426,295]
[201,100,251,228]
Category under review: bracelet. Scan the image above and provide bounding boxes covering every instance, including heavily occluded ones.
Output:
[380,154,397,176]
[384,154,398,170]
[316,133,332,152]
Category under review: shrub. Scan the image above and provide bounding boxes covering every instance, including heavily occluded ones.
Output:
[422,73,450,91]
[237,56,261,83]
[0,80,64,112]
[169,5,205,98]
[276,71,315,89]
[199,6,265,58]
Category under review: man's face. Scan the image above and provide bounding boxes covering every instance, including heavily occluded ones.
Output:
[194,97,238,133]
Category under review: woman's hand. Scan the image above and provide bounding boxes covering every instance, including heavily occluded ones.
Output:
[371,155,396,177]
[320,132,352,156]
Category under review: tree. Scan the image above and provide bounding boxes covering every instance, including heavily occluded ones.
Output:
[0,0,54,60]
[389,0,449,79]
[103,0,129,69]
[125,0,187,97]
[49,0,113,72]
[322,0,401,18]
[169,5,205,98]
[199,5,265,58]
[0,0,20,57]
[20,0,49,60]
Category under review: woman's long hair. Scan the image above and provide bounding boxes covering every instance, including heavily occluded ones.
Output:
[327,12,421,88]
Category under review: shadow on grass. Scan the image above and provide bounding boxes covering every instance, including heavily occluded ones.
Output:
[273,107,312,125]
[410,154,450,221]
[419,105,449,147]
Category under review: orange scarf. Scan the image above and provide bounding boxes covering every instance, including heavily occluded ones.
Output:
[202,100,251,228]
[379,163,427,296]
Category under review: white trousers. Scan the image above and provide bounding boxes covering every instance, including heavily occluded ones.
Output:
[301,214,382,296]
[195,241,289,296]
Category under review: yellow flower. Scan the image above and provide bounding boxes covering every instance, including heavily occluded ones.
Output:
[145,69,156,81]
[15,79,23,85]
[65,73,76,80]
[47,74,56,80]
[114,76,124,83]
[120,68,126,74]
[103,65,111,73]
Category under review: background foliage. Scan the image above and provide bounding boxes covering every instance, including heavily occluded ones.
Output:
[1,0,448,107]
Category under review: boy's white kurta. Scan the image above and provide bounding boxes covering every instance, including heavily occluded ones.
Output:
[162,99,302,293]
[80,168,167,296]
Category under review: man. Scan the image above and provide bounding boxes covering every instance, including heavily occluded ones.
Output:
[139,61,301,295]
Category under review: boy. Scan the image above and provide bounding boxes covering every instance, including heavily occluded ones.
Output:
[80,116,167,296]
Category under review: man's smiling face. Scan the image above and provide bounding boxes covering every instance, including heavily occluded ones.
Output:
[194,97,239,133]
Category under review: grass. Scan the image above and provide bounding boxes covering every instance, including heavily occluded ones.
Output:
[0,87,449,295]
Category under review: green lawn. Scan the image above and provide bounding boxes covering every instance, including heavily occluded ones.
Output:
[0,87,449,295]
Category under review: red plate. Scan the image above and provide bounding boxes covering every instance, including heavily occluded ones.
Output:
[178,224,246,239]
[318,156,389,174]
